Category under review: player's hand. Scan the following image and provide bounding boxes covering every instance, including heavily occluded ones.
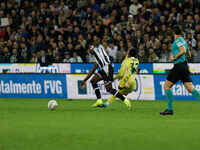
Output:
[170,54,175,61]
[80,81,86,89]
[137,68,141,74]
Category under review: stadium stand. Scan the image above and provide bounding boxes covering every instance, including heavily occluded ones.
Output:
[0,0,200,63]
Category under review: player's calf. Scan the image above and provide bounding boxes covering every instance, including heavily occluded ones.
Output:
[106,87,125,101]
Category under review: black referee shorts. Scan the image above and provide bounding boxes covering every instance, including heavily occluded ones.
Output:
[167,61,192,84]
[97,64,114,85]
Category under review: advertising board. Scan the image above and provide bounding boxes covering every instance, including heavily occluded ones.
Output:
[66,74,155,100]
[153,63,200,74]
[0,74,67,98]
[154,75,200,100]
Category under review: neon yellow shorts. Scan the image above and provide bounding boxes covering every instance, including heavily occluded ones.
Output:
[118,76,136,96]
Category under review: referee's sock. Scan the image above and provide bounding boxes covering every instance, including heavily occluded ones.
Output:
[191,89,200,102]
[165,89,173,110]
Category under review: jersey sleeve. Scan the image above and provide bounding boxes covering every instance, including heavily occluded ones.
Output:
[176,41,184,49]
[113,60,126,80]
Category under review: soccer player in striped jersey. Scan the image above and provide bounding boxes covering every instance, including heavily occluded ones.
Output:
[80,36,131,109]
[101,47,139,108]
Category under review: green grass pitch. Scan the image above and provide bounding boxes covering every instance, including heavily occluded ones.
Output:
[0,98,200,150]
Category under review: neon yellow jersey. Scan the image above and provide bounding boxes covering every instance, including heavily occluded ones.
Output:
[114,55,139,80]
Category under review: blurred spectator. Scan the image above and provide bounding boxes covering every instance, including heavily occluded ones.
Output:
[29,53,37,63]
[20,25,28,40]
[194,14,200,28]
[99,3,107,18]
[2,47,10,63]
[148,51,159,63]
[118,40,126,53]
[194,50,200,62]
[114,51,123,63]
[86,48,95,63]
[78,34,87,49]
[36,51,41,62]
[167,13,177,27]
[159,53,169,62]
[0,0,199,63]
[58,0,68,13]
[58,41,67,59]
[75,41,85,61]
[93,24,104,39]
[58,9,67,26]
[35,35,46,52]
[54,54,62,63]
[63,52,71,63]
[10,48,20,63]
[70,51,83,63]
[177,14,186,28]
[38,50,50,63]
[107,0,117,16]
[188,49,195,63]
[108,40,117,60]
[129,0,142,16]
[0,27,5,41]
[89,0,100,12]
[139,49,148,63]
[185,15,194,29]
[186,32,196,49]
[21,51,29,63]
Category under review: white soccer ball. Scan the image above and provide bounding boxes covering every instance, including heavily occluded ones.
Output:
[48,100,58,110]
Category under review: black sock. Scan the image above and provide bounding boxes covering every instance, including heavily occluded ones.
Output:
[110,89,125,101]
[91,83,101,99]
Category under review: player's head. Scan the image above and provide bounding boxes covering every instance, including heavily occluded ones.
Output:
[128,47,137,57]
[173,25,182,36]
[89,45,94,52]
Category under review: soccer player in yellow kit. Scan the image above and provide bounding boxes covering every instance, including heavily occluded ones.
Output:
[100,47,139,109]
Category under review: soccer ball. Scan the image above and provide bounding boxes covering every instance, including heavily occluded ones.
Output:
[48,100,58,110]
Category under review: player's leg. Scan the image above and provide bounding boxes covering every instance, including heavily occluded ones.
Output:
[164,80,174,110]
[160,79,174,115]
[90,73,103,107]
[184,82,200,101]
[105,78,127,106]
[160,66,180,115]
[180,69,200,101]
[105,83,131,109]
[103,77,136,108]
[103,88,125,107]
[105,83,125,101]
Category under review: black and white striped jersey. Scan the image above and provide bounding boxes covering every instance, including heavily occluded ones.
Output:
[92,44,111,69]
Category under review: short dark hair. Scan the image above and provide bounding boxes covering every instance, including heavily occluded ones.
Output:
[129,47,137,57]
[173,25,182,35]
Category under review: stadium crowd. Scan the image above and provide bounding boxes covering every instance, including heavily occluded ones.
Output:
[0,0,200,63]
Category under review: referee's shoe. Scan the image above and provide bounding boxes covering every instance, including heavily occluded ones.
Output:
[160,109,173,115]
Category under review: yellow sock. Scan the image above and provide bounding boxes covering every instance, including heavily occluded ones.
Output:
[107,95,116,104]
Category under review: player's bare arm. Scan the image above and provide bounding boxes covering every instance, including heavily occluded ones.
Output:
[171,46,186,61]
[80,64,99,88]
[137,68,141,74]
[186,49,191,59]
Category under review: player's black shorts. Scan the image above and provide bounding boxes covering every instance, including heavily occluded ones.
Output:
[167,61,192,84]
[97,64,114,85]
